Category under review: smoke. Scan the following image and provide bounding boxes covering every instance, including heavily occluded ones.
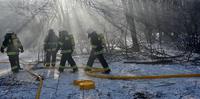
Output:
[0,0,117,54]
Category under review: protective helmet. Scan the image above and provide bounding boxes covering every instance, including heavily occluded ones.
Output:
[48,29,54,35]
[88,31,97,38]
[59,30,68,38]
[63,30,68,36]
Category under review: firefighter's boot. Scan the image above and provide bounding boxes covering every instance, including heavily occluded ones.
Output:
[72,67,78,73]
[102,69,111,74]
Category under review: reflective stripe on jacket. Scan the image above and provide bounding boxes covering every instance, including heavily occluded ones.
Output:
[61,49,73,54]
[90,34,105,52]
[59,34,75,54]
[46,48,57,52]
[7,52,18,56]
[1,33,23,56]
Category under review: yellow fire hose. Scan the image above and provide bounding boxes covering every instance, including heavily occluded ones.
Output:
[26,69,43,99]
[85,68,200,80]
[35,76,43,99]
[2,61,200,97]
[0,61,10,63]
[0,61,35,65]
[0,61,43,99]
[35,65,200,80]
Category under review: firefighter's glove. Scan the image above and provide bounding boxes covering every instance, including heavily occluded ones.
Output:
[43,47,46,52]
[20,48,24,53]
[56,47,59,51]
[0,47,4,53]
[35,75,44,81]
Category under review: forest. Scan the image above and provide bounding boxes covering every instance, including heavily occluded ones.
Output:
[0,0,200,54]
[0,0,200,99]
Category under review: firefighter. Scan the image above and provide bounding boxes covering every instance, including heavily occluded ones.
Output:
[44,29,59,67]
[0,32,24,73]
[58,30,78,73]
[85,31,111,74]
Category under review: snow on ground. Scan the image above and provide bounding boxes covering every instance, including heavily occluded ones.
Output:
[1,53,200,99]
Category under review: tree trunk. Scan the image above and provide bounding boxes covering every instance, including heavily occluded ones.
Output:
[121,0,140,52]
[126,14,140,52]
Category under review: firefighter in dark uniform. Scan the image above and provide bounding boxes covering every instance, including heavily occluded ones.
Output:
[1,32,24,73]
[58,30,78,73]
[44,29,59,67]
[85,31,111,74]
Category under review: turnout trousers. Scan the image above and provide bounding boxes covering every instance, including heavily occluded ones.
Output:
[8,55,20,73]
[45,51,57,66]
[59,53,77,72]
[86,49,109,69]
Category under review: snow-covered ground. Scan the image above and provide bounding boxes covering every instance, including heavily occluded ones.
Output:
[1,53,200,99]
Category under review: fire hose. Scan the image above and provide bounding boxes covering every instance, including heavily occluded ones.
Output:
[25,69,43,99]
[0,61,43,99]
[0,61,10,64]
[85,68,200,80]
[20,64,200,80]
[2,61,200,98]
